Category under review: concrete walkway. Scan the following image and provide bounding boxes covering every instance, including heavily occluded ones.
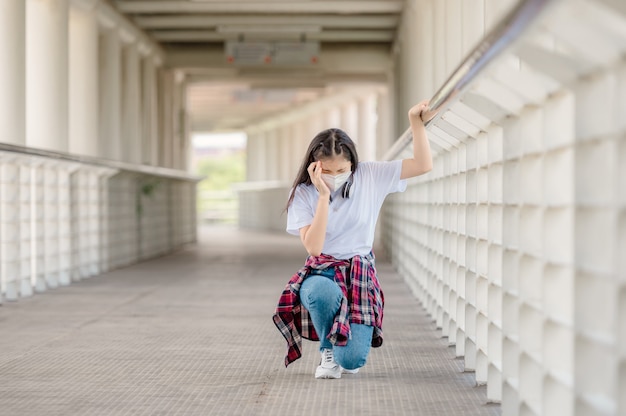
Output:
[0,226,500,416]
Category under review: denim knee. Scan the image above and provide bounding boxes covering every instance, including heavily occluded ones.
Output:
[334,348,368,370]
[300,275,342,311]
[333,324,373,370]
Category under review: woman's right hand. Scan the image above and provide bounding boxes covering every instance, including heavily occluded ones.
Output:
[307,161,330,198]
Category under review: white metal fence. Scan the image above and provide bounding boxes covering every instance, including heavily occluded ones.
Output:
[382,0,626,414]
[0,152,197,303]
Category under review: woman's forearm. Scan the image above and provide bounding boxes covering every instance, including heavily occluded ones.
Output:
[401,100,434,179]
[410,118,433,173]
[303,195,330,256]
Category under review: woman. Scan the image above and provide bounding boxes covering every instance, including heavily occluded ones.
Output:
[273,100,433,379]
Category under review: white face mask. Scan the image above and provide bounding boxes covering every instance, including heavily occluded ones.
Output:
[321,171,351,192]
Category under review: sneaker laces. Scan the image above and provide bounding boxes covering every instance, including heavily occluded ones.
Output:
[321,349,335,366]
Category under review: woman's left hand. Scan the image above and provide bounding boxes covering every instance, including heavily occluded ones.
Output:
[408,99,430,124]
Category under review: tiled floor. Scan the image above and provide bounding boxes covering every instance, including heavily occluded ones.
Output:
[0,226,500,415]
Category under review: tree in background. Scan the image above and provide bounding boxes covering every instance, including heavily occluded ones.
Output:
[194,151,245,224]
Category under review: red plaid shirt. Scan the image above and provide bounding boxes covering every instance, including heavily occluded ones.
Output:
[272,253,384,367]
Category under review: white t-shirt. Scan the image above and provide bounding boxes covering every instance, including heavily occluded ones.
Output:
[286,159,407,259]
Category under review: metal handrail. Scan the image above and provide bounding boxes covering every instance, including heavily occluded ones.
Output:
[383,0,556,161]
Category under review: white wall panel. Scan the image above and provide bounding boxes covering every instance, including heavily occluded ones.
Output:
[383,0,626,414]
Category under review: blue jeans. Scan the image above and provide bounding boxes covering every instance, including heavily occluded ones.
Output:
[299,272,374,370]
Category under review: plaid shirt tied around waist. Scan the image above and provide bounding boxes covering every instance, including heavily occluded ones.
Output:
[272,253,385,367]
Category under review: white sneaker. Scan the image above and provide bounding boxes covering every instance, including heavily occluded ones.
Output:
[315,349,342,379]
[341,367,359,374]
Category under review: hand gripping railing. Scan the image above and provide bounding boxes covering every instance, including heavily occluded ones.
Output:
[383,0,556,161]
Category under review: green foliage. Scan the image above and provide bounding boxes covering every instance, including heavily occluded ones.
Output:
[136,178,161,217]
[141,180,161,197]
[195,152,245,191]
[195,151,245,223]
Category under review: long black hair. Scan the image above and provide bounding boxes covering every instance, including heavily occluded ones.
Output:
[285,128,359,211]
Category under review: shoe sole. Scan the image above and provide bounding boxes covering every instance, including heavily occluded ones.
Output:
[315,373,342,379]
[341,368,359,374]
[315,368,342,379]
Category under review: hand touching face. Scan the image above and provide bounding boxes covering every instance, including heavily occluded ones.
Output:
[307,161,330,197]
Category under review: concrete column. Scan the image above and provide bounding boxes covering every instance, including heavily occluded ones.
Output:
[340,101,358,142]
[159,69,175,168]
[69,4,99,157]
[357,94,377,161]
[171,76,182,170]
[293,122,308,176]
[256,132,268,181]
[445,0,463,77]
[142,55,159,166]
[418,0,434,98]
[121,38,141,164]
[246,132,255,182]
[278,125,291,182]
[0,0,26,145]
[98,26,122,160]
[325,108,341,128]
[26,0,70,152]
[309,112,326,145]
[376,88,394,159]
[150,59,162,166]
[174,76,189,171]
[266,130,280,181]
[286,124,301,181]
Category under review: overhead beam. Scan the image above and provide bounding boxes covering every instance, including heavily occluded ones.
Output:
[186,73,386,88]
[151,30,394,43]
[115,1,404,14]
[133,14,400,29]
[165,44,392,74]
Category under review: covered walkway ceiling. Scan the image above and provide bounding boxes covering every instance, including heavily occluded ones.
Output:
[114,0,403,131]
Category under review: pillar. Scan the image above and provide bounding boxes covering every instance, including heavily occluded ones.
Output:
[26,0,70,152]
[121,36,141,164]
[325,108,341,128]
[69,4,99,157]
[98,25,122,160]
[340,101,358,142]
[159,69,175,168]
[357,94,377,162]
[308,113,326,148]
[285,124,300,181]
[266,130,280,181]
[174,76,190,171]
[376,88,394,159]
[256,132,268,181]
[142,54,159,166]
[0,0,26,145]
[278,125,291,182]
[246,132,261,181]
[292,122,308,176]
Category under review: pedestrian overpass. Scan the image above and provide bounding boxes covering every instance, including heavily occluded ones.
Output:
[0,0,625,415]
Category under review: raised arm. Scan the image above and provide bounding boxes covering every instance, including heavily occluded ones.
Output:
[400,100,433,179]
